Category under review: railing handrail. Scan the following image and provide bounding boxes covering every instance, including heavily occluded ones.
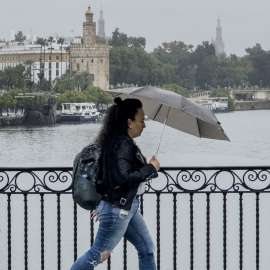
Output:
[1,165,270,170]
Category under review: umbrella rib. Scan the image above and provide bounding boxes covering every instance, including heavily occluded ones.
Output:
[153,104,163,120]
[196,118,202,138]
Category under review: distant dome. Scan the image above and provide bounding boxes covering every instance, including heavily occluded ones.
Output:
[86,6,93,15]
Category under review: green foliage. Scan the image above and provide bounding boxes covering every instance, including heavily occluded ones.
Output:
[152,41,194,88]
[109,28,146,49]
[56,87,113,110]
[245,43,270,87]
[109,28,128,47]
[15,31,25,42]
[109,47,171,86]
[0,93,16,113]
[53,71,93,93]
[162,84,189,97]
[0,65,25,90]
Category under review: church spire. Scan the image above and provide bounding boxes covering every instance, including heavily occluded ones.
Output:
[98,6,106,39]
[214,17,225,57]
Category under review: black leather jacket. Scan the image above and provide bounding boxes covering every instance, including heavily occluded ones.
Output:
[103,135,158,210]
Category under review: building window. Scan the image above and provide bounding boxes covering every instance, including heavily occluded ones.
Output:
[49,55,51,60]
[77,63,80,71]
[91,59,93,63]
[56,63,59,69]
[56,70,59,77]
[81,59,83,63]
[56,55,59,60]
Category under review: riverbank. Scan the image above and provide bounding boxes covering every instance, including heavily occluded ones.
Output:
[234,100,270,110]
[1,100,270,126]
[0,115,24,126]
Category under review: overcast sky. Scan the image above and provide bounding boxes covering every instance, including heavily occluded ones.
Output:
[1,0,270,56]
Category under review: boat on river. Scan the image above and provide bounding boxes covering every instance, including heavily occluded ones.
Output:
[59,102,101,123]
[196,97,228,113]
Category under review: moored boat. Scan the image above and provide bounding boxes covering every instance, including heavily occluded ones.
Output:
[59,103,101,123]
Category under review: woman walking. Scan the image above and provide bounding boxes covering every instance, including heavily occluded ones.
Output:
[71,97,160,270]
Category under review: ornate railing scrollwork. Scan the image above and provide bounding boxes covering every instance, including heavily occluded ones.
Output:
[0,168,72,193]
[145,167,270,194]
[1,166,270,194]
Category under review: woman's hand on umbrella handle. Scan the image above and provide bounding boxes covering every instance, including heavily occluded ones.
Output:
[91,210,99,222]
[150,155,160,171]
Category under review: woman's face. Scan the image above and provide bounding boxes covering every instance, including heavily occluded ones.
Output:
[128,108,146,139]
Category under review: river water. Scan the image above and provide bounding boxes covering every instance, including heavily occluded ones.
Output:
[0,110,270,168]
[0,110,270,270]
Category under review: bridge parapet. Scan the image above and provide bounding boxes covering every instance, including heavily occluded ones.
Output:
[1,166,270,270]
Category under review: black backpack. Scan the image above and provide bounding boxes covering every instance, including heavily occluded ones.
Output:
[72,143,103,210]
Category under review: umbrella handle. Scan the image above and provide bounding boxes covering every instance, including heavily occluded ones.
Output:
[155,107,170,157]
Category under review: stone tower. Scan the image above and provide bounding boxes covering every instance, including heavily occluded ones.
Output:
[70,6,109,90]
[214,18,225,57]
[98,8,106,39]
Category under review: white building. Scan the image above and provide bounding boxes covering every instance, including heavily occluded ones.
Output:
[0,34,70,85]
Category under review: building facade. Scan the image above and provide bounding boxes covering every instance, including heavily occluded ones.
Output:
[70,6,109,90]
[0,39,70,86]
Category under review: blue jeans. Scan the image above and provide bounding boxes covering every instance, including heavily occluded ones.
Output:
[70,197,156,270]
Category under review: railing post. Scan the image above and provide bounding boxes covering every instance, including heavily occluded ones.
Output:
[223,192,227,270]
[173,193,177,270]
[256,192,260,270]
[206,193,210,270]
[190,192,194,270]
[24,193,28,270]
[156,192,161,270]
[40,194,45,270]
[7,194,11,270]
[57,193,61,270]
[123,239,127,270]
[73,201,77,261]
[239,192,243,270]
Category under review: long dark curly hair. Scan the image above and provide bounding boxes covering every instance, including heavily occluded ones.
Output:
[95,97,142,148]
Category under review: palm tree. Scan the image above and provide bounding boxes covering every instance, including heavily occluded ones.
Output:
[65,46,71,73]
[48,36,54,85]
[57,37,65,76]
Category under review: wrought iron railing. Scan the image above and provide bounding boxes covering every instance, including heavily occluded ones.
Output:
[1,166,270,270]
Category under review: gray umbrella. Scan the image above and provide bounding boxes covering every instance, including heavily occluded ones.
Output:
[106,86,230,154]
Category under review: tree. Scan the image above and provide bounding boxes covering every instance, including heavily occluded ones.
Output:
[0,92,17,115]
[48,36,54,85]
[83,86,113,109]
[0,65,25,90]
[191,41,217,89]
[57,37,65,76]
[15,31,25,42]
[152,41,194,88]
[109,47,171,86]
[53,71,93,93]
[128,37,146,49]
[245,43,270,87]
[56,90,87,108]
[109,28,128,47]
[162,84,189,97]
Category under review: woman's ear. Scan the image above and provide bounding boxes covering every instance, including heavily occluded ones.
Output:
[128,119,132,128]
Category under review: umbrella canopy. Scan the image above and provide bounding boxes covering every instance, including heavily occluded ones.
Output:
[106,86,230,142]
